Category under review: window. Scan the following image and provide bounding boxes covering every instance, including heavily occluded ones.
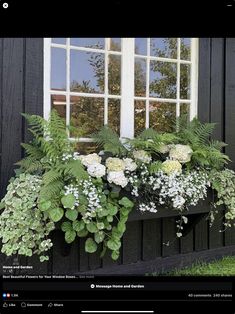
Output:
[44,38,198,142]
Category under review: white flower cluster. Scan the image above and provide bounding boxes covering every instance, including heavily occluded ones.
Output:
[107,171,128,188]
[130,170,209,212]
[62,152,80,161]
[169,144,193,164]
[64,184,80,209]
[79,153,101,167]
[139,202,158,213]
[129,175,139,197]
[133,150,152,164]
[87,163,106,178]
[80,178,102,212]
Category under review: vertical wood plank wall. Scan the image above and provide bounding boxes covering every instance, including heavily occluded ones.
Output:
[0,38,235,274]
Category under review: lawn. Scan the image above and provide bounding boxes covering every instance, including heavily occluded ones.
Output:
[165,256,235,276]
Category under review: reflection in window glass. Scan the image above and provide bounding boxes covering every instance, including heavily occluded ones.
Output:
[70,38,105,49]
[70,97,104,137]
[181,38,191,60]
[108,99,120,135]
[180,64,191,99]
[110,38,121,51]
[134,100,146,136]
[180,103,190,121]
[51,48,66,91]
[75,142,99,154]
[70,50,105,94]
[108,55,121,95]
[150,38,177,59]
[150,61,177,98]
[51,94,66,121]
[135,58,146,97]
[135,38,147,55]
[149,102,176,133]
[51,38,66,45]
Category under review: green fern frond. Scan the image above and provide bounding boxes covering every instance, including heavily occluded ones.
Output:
[63,160,89,180]
[209,140,227,151]
[137,128,159,140]
[91,125,127,156]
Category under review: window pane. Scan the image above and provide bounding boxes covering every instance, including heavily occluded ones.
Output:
[110,38,121,51]
[181,38,191,60]
[135,58,146,97]
[108,55,121,95]
[149,102,176,132]
[51,94,66,121]
[51,48,66,91]
[150,38,177,59]
[75,142,99,154]
[180,64,191,99]
[134,100,146,136]
[150,61,177,98]
[108,99,120,135]
[135,38,147,55]
[70,50,105,93]
[180,103,190,121]
[70,96,104,137]
[70,38,105,49]
[52,38,66,45]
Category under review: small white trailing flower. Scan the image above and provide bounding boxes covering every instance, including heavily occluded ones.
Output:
[182,216,188,224]
[107,171,128,188]
[87,163,106,178]
[138,202,158,213]
[133,150,152,164]
[106,157,125,171]
[123,158,137,172]
[79,153,101,167]
[176,232,183,238]
[161,160,182,175]
[172,195,186,209]
[169,144,193,164]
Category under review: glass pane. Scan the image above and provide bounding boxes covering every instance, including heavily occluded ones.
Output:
[150,38,177,59]
[70,38,105,49]
[110,38,121,51]
[180,64,191,99]
[70,96,104,137]
[135,38,147,55]
[51,94,66,121]
[75,142,99,154]
[149,102,176,132]
[181,38,191,60]
[70,50,105,93]
[150,61,177,98]
[134,100,146,136]
[135,58,146,97]
[51,48,66,91]
[108,99,120,135]
[51,38,66,45]
[180,103,190,121]
[108,55,121,95]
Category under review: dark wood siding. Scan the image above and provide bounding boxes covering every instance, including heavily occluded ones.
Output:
[0,38,235,275]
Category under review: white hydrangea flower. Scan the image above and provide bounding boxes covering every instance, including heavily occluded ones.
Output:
[87,163,106,178]
[107,171,128,188]
[158,144,170,154]
[79,153,101,167]
[123,158,137,172]
[106,157,125,171]
[161,160,182,175]
[169,144,193,163]
[133,150,152,163]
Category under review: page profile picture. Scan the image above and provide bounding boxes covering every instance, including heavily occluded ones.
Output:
[0,0,9,9]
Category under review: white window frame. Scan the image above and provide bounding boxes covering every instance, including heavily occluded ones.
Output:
[44,38,199,140]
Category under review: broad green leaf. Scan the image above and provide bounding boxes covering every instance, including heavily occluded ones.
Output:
[111,250,120,260]
[117,222,126,233]
[86,222,98,233]
[61,221,72,232]
[65,209,78,221]
[97,222,105,230]
[38,200,51,212]
[94,231,105,244]
[107,238,121,251]
[118,197,134,208]
[61,194,76,209]
[85,238,98,253]
[72,220,85,232]
[77,229,89,237]
[107,215,113,222]
[65,230,76,243]
[48,207,64,222]
[107,203,118,216]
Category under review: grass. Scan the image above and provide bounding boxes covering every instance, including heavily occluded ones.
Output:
[150,256,235,276]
